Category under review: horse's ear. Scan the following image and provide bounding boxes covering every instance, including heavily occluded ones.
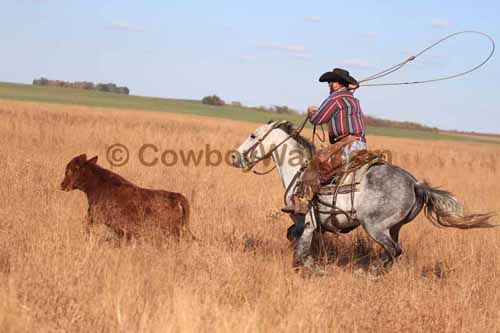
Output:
[267,119,274,124]
[88,156,98,164]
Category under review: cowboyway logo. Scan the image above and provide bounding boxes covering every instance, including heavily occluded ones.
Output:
[137,144,233,167]
[106,143,310,169]
[106,143,392,169]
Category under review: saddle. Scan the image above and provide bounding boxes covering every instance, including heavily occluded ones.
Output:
[286,146,386,239]
[319,153,384,196]
[313,135,362,183]
[292,135,383,201]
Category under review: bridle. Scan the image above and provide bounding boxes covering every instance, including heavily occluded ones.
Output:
[241,118,309,175]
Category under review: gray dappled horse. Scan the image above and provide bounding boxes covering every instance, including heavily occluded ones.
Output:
[230,121,497,268]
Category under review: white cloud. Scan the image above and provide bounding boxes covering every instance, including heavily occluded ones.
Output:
[292,54,312,61]
[304,16,321,23]
[341,59,372,69]
[257,43,307,54]
[111,22,144,32]
[431,19,449,29]
[284,45,306,53]
[257,43,312,60]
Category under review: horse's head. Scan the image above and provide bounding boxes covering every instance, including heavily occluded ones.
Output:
[230,120,290,169]
[230,120,315,171]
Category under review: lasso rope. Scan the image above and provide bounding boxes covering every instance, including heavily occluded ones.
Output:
[358,31,495,87]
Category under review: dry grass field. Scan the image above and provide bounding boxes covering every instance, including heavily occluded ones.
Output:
[1,99,500,332]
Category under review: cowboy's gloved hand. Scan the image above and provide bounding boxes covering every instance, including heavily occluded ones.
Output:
[307,106,317,117]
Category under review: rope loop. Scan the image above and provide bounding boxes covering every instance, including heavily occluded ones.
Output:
[358,31,495,87]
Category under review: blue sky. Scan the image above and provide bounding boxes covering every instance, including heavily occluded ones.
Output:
[1,0,499,133]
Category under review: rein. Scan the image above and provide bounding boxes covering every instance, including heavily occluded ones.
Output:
[242,117,309,175]
[312,124,326,145]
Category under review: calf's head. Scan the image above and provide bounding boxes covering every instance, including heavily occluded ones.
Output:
[61,154,98,191]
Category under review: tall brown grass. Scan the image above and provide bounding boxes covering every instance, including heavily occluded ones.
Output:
[0,99,499,332]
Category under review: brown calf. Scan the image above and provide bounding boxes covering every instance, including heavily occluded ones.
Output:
[60,154,195,240]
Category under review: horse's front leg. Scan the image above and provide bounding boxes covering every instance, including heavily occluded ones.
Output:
[292,210,317,267]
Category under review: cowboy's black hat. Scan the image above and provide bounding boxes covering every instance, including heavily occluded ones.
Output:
[319,68,358,85]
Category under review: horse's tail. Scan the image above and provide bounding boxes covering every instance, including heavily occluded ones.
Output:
[178,193,198,241]
[414,181,497,229]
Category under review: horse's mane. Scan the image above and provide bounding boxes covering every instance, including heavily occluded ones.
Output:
[87,162,134,186]
[274,121,315,152]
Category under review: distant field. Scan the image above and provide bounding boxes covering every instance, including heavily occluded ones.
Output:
[0,81,498,144]
[0,82,302,124]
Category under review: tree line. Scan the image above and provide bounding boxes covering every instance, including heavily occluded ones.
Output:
[201,94,438,132]
[33,78,130,95]
[202,95,300,115]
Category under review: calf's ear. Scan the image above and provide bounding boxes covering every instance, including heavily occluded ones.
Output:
[88,156,98,164]
[76,154,87,162]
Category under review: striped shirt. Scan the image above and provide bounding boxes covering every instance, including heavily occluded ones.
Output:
[309,87,366,143]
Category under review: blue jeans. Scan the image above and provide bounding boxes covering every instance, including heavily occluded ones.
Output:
[342,140,367,164]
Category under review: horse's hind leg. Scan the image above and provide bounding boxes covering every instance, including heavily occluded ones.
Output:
[363,221,402,267]
[390,223,403,247]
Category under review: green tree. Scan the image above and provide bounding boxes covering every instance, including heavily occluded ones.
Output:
[201,95,225,106]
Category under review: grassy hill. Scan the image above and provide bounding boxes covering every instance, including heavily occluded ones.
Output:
[0,81,498,144]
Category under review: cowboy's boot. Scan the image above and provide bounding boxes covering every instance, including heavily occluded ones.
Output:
[282,178,317,215]
[282,194,310,215]
[282,193,310,214]
[281,205,295,213]
[293,195,311,215]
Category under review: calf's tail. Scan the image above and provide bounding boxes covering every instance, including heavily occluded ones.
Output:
[178,194,198,241]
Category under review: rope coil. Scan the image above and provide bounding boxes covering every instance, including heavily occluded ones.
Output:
[358,31,495,87]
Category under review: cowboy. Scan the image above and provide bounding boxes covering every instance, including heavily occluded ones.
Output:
[283,68,367,215]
